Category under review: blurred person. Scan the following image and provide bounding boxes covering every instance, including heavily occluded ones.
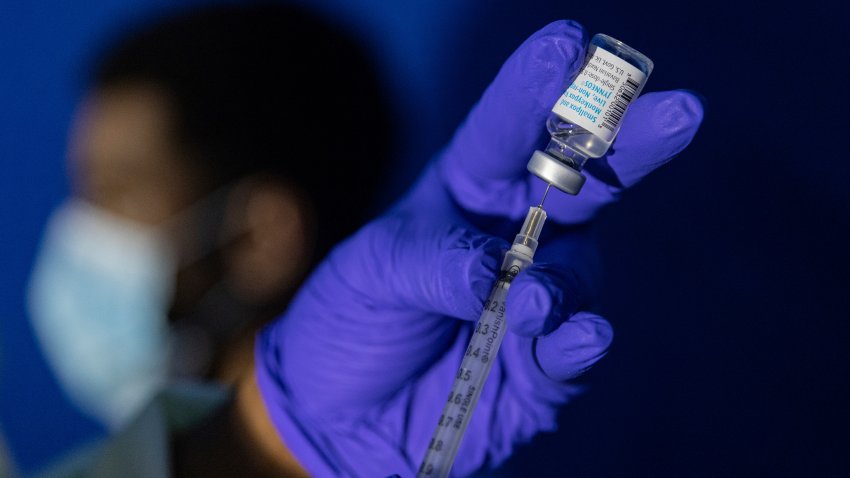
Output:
[26,3,391,433]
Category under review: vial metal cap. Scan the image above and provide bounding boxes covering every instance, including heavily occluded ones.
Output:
[527,150,586,195]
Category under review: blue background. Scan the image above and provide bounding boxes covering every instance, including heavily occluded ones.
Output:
[2,0,849,475]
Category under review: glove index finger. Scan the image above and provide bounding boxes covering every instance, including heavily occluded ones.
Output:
[440,20,587,208]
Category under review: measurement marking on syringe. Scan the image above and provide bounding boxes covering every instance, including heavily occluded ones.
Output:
[479,298,505,363]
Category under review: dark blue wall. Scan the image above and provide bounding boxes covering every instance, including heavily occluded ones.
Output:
[2,0,848,475]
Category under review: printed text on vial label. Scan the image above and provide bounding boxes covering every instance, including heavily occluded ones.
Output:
[552,47,646,142]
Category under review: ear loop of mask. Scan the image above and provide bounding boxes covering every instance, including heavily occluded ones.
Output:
[161,182,248,271]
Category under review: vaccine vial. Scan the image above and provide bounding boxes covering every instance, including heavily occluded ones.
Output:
[527,33,653,194]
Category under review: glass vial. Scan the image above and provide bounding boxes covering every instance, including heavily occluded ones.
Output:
[528,34,653,194]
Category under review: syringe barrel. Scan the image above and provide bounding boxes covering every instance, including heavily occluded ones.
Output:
[416,205,548,478]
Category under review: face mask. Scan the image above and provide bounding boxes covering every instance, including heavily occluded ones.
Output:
[27,199,175,431]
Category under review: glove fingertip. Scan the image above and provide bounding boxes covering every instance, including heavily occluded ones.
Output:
[603,89,706,189]
[535,312,613,381]
[653,89,705,145]
[533,20,588,57]
[516,20,588,110]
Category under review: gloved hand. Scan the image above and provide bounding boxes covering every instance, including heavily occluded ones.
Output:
[256,20,703,477]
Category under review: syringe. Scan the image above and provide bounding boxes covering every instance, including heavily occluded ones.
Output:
[416,189,549,478]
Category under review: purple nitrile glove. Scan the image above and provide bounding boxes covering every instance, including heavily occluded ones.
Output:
[256,19,703,478]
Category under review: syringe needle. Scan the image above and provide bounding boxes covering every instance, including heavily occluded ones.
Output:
[539,183,552,208]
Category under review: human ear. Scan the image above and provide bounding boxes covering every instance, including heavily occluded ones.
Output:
[222,179,312,305]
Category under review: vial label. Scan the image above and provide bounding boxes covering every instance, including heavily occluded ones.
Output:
[552,47,646,142]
